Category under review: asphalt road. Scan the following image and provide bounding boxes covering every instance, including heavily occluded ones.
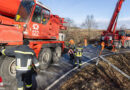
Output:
[33,45,111,90]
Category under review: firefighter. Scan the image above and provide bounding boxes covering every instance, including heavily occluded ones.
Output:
[68,47,75,64]
[84,38,88,47]
[69,39,75,45]
[99,41,105,55]
[69,39,75,48]
[74,43,83,68]
[0,39,40,90]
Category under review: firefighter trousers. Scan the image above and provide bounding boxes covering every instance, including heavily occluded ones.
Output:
[70,54,74,61]
[74,57,82,67]
[16,70,32,90]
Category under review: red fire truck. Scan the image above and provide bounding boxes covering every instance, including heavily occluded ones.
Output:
[101,0,130,49]
[0,0,66,84]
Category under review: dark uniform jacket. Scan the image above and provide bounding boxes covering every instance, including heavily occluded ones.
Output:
[1,45,39,71]
[74,47,83,57]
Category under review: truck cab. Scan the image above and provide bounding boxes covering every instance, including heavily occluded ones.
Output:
[0,0,66,87]
[16,0,60,40]
[0,0,65,45]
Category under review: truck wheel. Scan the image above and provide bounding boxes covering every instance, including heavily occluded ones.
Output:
[117,42,122,49]
[0,57,16,83]
[128,41,130,48]
[10,79,17,90]
[52,47,62,63]
[0,55,4,70]
[4,78,17,90]
[124,41,128,48]
[38,48,52,70]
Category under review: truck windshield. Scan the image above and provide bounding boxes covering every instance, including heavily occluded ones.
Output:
[15,0,34,22]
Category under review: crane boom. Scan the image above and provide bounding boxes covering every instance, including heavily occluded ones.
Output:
[100,0,130,49]
[107,0,124,33]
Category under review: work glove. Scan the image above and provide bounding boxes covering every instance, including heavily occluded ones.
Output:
[32,64,40,73]
[34,65,40,73]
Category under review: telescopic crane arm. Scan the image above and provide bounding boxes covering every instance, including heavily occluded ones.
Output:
[107,0,124,33]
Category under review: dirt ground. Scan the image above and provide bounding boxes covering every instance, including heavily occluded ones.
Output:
[60,53,130,90]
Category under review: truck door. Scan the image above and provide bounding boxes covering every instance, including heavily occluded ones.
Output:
[28,5,50,39]
[28,5,43,38]
[41,8,52,39]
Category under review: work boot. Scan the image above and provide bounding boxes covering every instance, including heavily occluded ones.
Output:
[78,65,81,69]
[26,87,32,90]
[73,64,77,68]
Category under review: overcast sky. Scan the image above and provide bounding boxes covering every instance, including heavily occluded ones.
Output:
[40,0,130,29]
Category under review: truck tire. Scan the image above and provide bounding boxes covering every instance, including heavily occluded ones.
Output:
[52,47,62,63]
[10,79,17,90]
[128,41,130,48]
[0,55,4,70]
[117,41,122,49]
[38,48,52,70]
[124,41,128,48]
[4,78,17,90]
[0,56,16,83]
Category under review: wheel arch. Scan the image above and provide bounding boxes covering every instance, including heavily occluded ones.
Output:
[41,43,62,48]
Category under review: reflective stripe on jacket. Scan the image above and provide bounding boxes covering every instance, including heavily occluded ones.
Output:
[0,45,40,71]
[75,47,83,57]
[16,58,32,71]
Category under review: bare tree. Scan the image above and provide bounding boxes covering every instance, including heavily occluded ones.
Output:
[120,24,127,30]
[81,15,98,39]
[64,18,77,30]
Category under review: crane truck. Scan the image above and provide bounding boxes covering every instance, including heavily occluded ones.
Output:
[101,0,130,49]
[0,0,66,84]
